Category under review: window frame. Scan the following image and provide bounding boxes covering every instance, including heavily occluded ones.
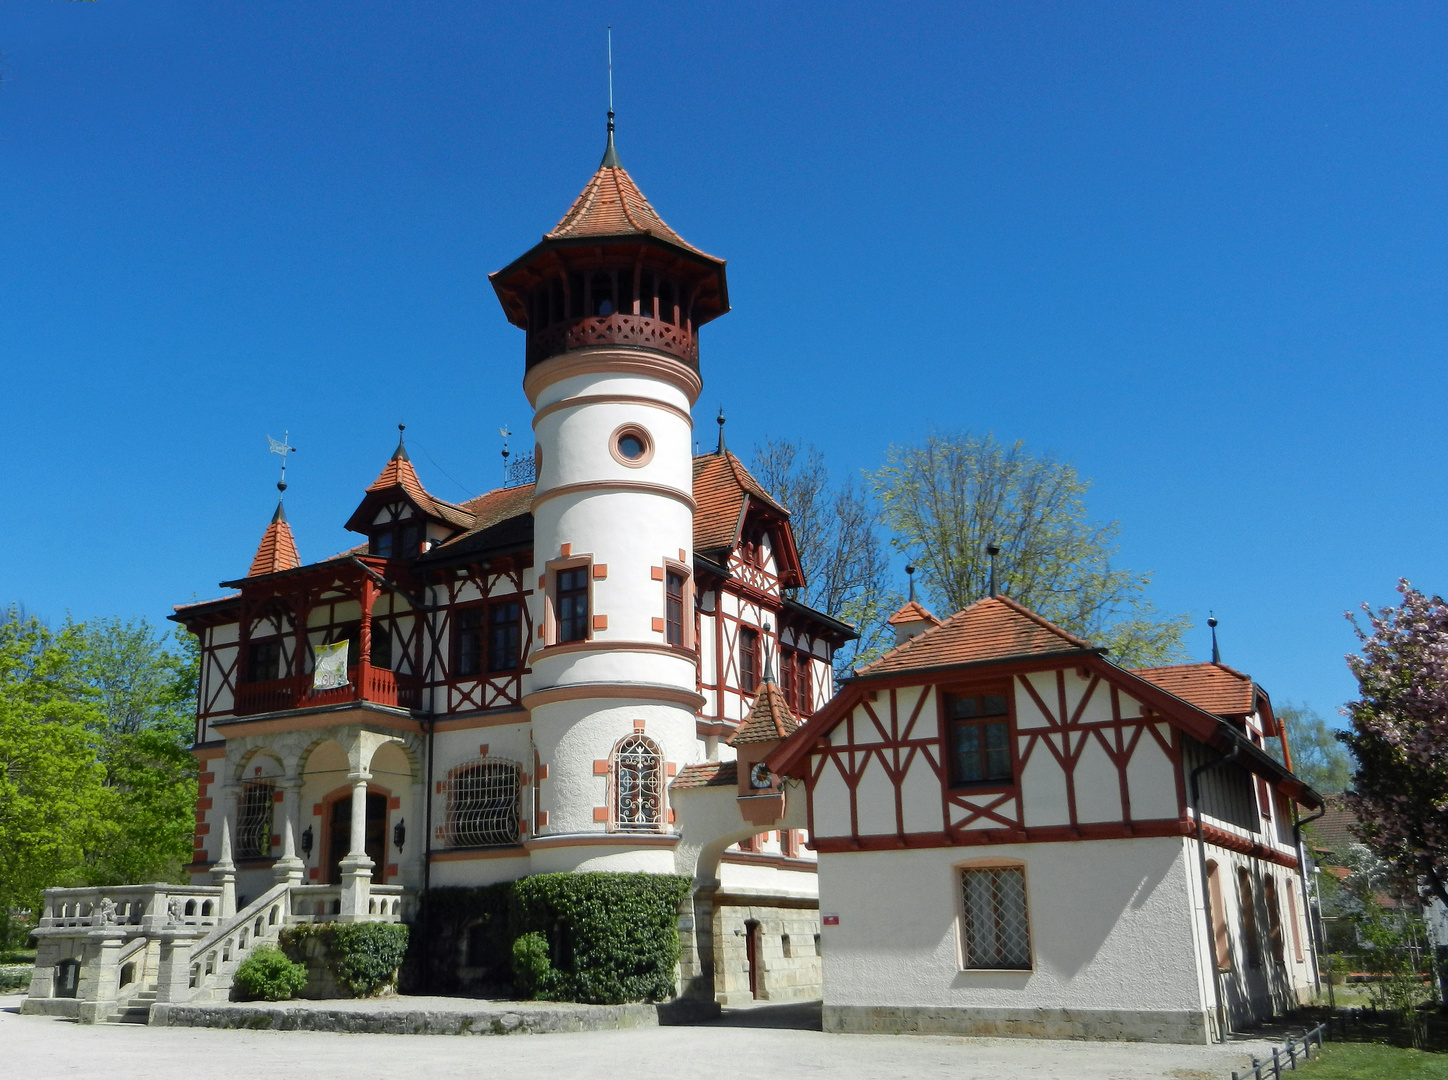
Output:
[953,858,1035,972]
[1206,859,1232,971]
[662,558,693,649]
[441,757,522,849]
[236,780,276,861]
[453,603,485,677]
[610,733,666,833]
[940,684,1016,790]
[486,597,523,673]
[1238,867,1262,969]
[781,646,815,715]
[544,555,594,646]
[246,638,284,684]
[739,626,761,694]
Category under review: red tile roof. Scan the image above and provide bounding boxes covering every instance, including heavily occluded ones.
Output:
[727,682,799,746]
[671,760,738,790]
[362,445,475,531]
[548,160,718,262]
[858,596,1093,677]
[692,451,787,553]
[887,600,940,627]
[247,503,301,578]
[1133,662,1256,717]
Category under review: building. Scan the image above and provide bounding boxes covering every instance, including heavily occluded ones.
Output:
[23,116,845,1020]
[766,596,1323,1042]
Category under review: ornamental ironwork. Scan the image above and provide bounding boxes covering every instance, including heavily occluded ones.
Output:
[236,781,275,860]
[526,312,699,370]
[443,758,521,848]
[613,734,664,832]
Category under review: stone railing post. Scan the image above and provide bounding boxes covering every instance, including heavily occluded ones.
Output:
[338,770,373,920]
[210,785,238,918]
[154,929,203,1004]
[273,781,305,885]
[75,929,126,1024]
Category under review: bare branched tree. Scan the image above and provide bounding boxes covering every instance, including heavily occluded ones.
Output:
[868,430,1188,668]
[752,439,900,680]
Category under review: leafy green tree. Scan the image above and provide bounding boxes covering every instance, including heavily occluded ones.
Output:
[0,611,108,951]
[1266,701,1354,794]
[752,439,900,677]
[869,430,1189,667]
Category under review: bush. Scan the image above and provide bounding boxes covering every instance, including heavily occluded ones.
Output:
[233,945,307,1002]
[510,931,551,998]
[405,884,513,995]
[510,873,691,1004]
[281,922,409,998]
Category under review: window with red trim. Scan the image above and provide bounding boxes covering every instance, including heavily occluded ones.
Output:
[945,691,1012,786]
[739,627,760,693]
[665,571,686,646]
[556,567,590,643]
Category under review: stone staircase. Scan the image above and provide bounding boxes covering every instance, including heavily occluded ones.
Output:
[102,988,156,1025]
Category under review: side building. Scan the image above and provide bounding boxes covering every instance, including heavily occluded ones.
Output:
[766,596,1322,1042]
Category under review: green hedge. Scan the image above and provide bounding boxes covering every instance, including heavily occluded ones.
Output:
[415,873,690,1005]
[281,922,410,998]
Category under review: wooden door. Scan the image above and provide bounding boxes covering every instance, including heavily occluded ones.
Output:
[745,920,761,999]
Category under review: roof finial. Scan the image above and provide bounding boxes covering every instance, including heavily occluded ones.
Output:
[762,623,774,684]
[391,423,409,462]
[601,27,620,168]
[267,431,297,496]
[906,563,916,602]
[986,542,1001,598]
[716,407,726,454]
[1208,612,1220,665]
[500,425,511,486]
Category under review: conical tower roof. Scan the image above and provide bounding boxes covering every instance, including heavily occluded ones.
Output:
[247,501,301,578]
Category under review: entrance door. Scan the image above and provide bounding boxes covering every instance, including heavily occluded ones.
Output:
[745,920,761,999]
[328,792,388,884]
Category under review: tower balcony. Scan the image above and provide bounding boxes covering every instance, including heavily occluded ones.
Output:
[526,312,698,371]
[233,664,420,717]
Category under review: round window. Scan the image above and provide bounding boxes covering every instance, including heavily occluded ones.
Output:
[610,425,654,468]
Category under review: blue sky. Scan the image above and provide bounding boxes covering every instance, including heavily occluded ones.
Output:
[2,2,1444,724]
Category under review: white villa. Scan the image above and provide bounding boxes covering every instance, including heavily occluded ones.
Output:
[22,117,1323,1042]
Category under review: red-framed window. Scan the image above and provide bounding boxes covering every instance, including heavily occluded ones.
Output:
[739,627,760,693]
[781,648,814,715]
[944,690,1012,787]
[454,606,484,676]
[665,571,686,646]
[488,600,522,671]
[556,567,590,643]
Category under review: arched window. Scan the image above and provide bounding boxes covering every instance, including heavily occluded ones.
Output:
[613,735,664,832]
[236,780,275,860]
[443,759,521,848]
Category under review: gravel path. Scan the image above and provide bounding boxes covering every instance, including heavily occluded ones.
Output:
[0,992,1278,1080]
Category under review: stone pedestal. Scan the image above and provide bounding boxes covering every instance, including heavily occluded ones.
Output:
[75,929,126,1024]
[155,930,204,1004]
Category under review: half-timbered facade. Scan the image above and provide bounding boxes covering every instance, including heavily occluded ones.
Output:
[766,596,1323,1042]
[158,119,849,1005]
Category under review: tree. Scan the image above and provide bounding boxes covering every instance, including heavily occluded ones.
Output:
[869,430,1189,667]
[1340,580,1448,909]
[0,611,108,952]
[751,439,900,677]
[1266,702,1354,794]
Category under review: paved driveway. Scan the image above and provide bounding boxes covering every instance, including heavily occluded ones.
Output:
[0,993,1277,1080]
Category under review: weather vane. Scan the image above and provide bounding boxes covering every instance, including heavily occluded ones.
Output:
[267,431,297,493]
[500,426,512,485]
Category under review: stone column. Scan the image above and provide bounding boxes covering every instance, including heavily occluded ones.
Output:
[210,785,238,918]
[679,877,721,1002]
[338,771,373,920]
[75,929,126,1024]
[272,781,305,885]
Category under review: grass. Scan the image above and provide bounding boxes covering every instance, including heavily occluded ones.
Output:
[1292,1042,1448,1079]
[0,948,36,965]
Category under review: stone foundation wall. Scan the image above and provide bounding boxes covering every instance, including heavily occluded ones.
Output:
[713,900,821,1006]
[822,1005,1213,1044]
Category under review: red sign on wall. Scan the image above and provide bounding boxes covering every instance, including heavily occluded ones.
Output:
[822,914,840,926]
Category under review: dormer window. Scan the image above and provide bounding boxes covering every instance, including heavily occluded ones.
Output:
[370,521,423,559]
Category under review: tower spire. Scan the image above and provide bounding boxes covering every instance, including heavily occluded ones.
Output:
[1208,613,1220,665]
[601,27,620,168]
[716,408,726,454]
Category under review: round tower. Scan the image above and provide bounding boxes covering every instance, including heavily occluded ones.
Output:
[490,116,729,873]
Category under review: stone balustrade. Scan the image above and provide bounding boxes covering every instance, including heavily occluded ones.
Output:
[35,884,225,935]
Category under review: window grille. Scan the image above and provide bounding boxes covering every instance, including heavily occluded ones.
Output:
[614,734,664,832]
[443,759,521,848]
[960,867,1031,969]
[236,781,275,860]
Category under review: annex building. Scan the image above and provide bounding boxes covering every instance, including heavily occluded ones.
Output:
[23,117,1324,1041]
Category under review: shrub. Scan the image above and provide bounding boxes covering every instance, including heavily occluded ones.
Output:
[510,873,691,1004]
[405,884,513,995]
[510,931,551,998]
[233,945,307,1002]
[281,922,410,998]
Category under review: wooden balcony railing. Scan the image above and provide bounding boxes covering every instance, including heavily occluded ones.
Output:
[234,664,419,717]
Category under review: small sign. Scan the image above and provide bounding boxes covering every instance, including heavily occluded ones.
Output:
[822,913,840,926]
[313,640,351,691]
